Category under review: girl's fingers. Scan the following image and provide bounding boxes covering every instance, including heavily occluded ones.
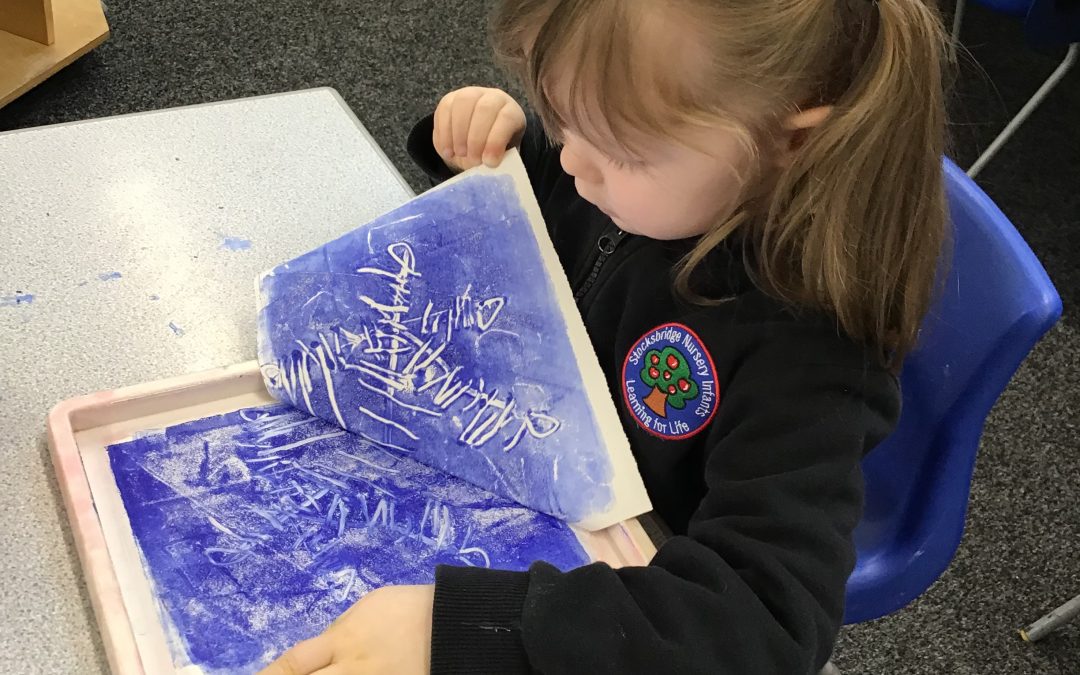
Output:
[466,93,507,163]
[450,92,479,160]
[483,105,527,166]
[432,87,522,171]
[312,664,352,675]
[258,637,334,675]
[433,93,455,162]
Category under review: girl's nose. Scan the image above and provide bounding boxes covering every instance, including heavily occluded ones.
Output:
[560,144,602,184]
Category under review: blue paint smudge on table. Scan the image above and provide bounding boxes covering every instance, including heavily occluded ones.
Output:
[0,293,34,307]
[257,172,615,524]
[98,271,123,281]
[107,404,589,673]
[221,236,252,251]
[168,322,185,336]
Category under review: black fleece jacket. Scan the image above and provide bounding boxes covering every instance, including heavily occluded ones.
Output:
[406,114,900,675]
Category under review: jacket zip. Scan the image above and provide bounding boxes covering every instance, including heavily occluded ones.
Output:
[573,226,629,304]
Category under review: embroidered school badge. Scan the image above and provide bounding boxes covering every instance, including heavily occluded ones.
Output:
[622,322,719,440]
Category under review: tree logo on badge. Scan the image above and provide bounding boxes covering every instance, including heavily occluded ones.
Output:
[622,323,719,440]
[639,347,699,417]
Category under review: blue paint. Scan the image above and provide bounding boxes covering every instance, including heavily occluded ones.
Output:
[78,281,89,287]
[0,293,34,307]
[149,294,160,301]
[107,404,588,672]
[256,174,615,524]
[221,236,252,251]
[168,322,185,336]
[98,272,122,281]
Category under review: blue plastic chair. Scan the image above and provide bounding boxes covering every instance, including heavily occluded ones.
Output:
[843,158,1062,624]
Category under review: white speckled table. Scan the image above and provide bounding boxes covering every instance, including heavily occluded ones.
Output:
[0,88,414,673]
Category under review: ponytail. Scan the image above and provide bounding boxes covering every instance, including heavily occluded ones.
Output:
[752,0,951,368]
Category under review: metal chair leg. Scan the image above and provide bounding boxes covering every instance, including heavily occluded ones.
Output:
[1020,593,1080,642]
[968,43,1079,178]
[950,0,966,60]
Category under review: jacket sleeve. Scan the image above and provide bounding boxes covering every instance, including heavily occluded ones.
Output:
[429,325,900,675]
[406,111,562,200]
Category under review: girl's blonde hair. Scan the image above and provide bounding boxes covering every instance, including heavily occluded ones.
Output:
[491,0,951,369]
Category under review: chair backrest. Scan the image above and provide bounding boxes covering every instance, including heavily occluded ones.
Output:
[843,158,1062,624]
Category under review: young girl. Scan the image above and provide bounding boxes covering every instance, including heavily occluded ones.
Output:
[262,0,949,673]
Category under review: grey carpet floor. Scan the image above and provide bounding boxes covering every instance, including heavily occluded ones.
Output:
[1,1,1076,673]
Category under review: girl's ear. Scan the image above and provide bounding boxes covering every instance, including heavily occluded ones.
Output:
[784,105,834,132]
[774,105,834,166]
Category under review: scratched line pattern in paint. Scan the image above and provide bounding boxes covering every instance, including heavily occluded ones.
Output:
[108,403,589,673]
[256,172,617,524]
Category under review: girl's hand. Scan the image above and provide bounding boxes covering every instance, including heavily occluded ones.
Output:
[258,584,435,675]
[434,87,527,173]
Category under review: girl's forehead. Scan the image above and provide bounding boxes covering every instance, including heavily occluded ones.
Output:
[535,16,712,151]
[533,4,714,156]
[540,78,738,162]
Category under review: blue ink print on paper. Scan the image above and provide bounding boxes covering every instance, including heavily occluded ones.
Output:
[98,271,123,281]
[221,236,252,251]
[108,404,588,673]
[0,293,34,307]
[255,161,643,528]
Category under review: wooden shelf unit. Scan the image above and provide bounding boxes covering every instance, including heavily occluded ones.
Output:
[0,0,110,108]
